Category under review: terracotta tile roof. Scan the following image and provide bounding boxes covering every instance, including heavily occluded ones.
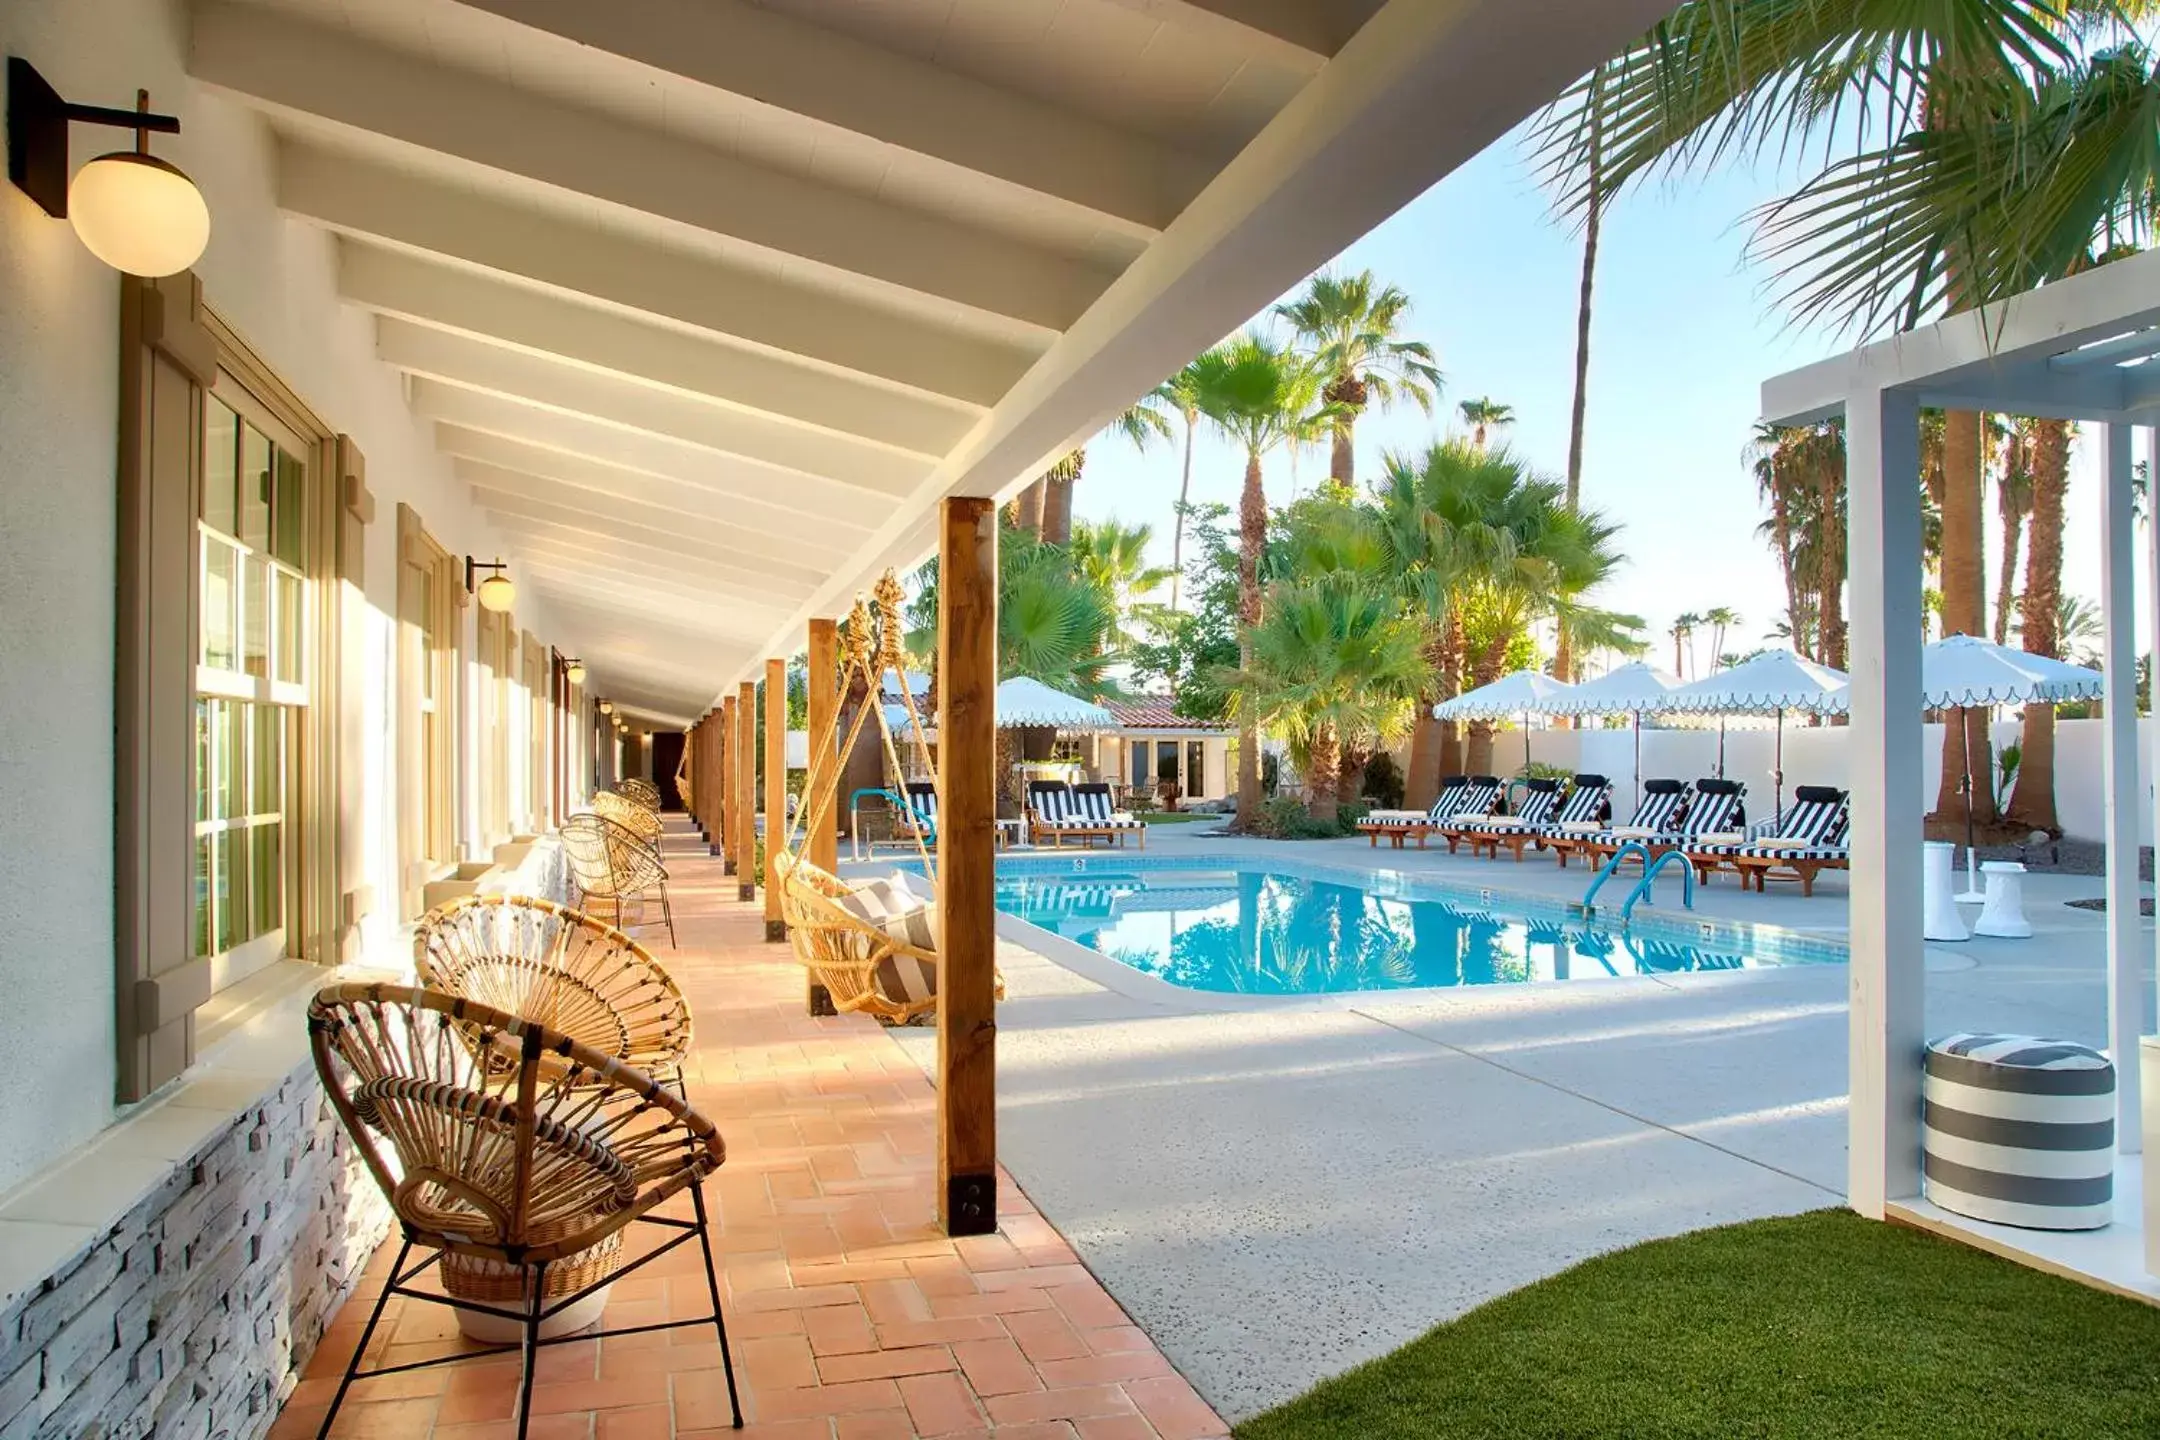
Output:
[1107,697,1225,731]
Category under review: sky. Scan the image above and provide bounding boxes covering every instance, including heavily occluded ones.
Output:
[1070,117,2118,678]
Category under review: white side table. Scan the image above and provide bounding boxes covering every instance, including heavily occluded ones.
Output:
[1923,840,1968,941]
[1972,861,2033,938]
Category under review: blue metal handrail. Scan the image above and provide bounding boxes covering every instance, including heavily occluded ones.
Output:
[1580,840,1654,911]
[1621,849,1696,923]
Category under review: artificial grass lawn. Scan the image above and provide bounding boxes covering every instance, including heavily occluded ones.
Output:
[1235,1210,2160,1440]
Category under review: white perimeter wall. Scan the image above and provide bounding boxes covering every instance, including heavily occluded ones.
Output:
[1503,717,2146,845]
[0,0,555,1193]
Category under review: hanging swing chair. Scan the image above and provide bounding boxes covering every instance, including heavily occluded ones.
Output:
[771,573,998,1025]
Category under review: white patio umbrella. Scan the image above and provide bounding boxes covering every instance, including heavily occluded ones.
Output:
[994,675,1117,731]
[1664,650,1851,818]
[1917,635,2104,896]
[1433,669,1576,771]
[1542,661,1682,811]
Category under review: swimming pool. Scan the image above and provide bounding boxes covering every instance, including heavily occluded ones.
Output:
[962,855,1840,996]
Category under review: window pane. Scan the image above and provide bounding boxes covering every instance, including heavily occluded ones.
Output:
[251,705,282,817]
[275,568,304,685]
[204,398,239,536]
[1188,742,1204,791]
[273,447,306,568]
[243,553,269,678]
[203,700,240,822]
[194,699,212,824]
[202,534,239,671]
[240,423,272,553]
[250,823,282,939]
[213,830,243,953]
[193,833,212,958]
[1130,742,1149,787]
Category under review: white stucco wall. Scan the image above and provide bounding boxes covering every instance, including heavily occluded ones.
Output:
[0,0,556,1193]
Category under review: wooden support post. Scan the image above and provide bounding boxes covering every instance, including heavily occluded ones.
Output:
[694,713,712,843]
[2100,422,2141,1151]
[764,658,788,942]
[736,680,757,903]
[806,618,839,1015]
[719,697,736,872]
[936,496,998,1236]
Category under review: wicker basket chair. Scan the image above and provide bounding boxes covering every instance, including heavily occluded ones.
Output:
[771,850,945,1024]
[416,894,694,1097]
[618,776,663,811]
[308,982,741,1438]
[593,787,664,845]
[561,812,676,948]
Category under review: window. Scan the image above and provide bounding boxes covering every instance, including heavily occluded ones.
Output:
[1188,740,1206,797]
[193,389,312,990]
[399,507,460,913]
[1130,740,1150,788]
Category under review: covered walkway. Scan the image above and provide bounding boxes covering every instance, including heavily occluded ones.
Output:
[273,821,1227,1439]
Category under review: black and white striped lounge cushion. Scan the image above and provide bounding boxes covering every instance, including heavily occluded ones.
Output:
[1537,776,1611,833]
[1699,786,1848,858]
[900,783,938,833]
[1923,1033,2114,1230]
[837,877,940,1008]
[1365,777,1467,828]
[1579,781,1687,844]
[1041,785,1143,831]
[1458,780,1560,833]
[1678,779,1745,838]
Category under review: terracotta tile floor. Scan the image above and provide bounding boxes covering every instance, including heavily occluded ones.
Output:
[271,823,1229,1439]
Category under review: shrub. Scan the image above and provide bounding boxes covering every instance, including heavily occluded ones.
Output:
[1361,753,1406,810]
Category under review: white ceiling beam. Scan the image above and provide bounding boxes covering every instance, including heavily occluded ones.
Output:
[340,242,975,455]
[522,554,791,619]
[379,323,931,496]
[475,494,830,588]
[502,530,795,608]
[1093,0,1373,62]
[521,566,776,639]
[435,427,875,537]
[415,387,895,518]
[281,145,1035,406]
[452,0,1208,230]
[453,459,861,562]
[735,0,1684,688]
[192,2,1120,329]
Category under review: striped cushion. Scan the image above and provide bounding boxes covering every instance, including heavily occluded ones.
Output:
[1549,778,1611,828]
[1459,783,1559,833]
[837,878,940,1006]
[1581,786,1686,844]
[1043,785,1144,829]
[901,784,938,831]
[1923,1033,2114,1230]
[1679,783,1744,837]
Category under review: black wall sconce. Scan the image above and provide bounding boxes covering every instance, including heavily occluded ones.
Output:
[7,57,209,275]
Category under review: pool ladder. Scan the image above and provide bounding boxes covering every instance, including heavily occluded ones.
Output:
[1578,842,1694,923]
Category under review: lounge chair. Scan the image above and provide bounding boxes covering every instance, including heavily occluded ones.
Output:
[893,780,938,847]
[1361,775,1499,850]
[1549,780,1689,869]
[1582,777,1744,870]
[1691,786,1850,895]
[1450,777,1561,859]
[1358,775,1465,846]
[1031,780,1146,849]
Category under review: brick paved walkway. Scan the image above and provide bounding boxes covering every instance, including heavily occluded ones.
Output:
[271,823,1229,1439]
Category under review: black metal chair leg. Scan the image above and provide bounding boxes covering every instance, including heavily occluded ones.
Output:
[316,1236,411,1439]
[690,1181,743,1429]
[515,1260,548,1440]
[661,886,678,949]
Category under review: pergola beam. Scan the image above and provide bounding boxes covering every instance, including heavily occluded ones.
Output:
[453,459,862,561]
[487,520,813,601]
[280,144,1037,405]
[341,242,975,456]
[193,2,1120,329]
[1094,0,1370,63]
[471,489,831,587]
[452,0,1206,230]
[434,426,880,535]
[379,321,931,496]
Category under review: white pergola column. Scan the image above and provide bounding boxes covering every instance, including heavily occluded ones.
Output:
[1847,383,1926,1218]
[2101,421,2142,1150]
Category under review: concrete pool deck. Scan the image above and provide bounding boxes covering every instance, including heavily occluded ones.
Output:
[887,825,2159,1421]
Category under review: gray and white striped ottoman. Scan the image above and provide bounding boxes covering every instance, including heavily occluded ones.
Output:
[1922,1033,2115,1230]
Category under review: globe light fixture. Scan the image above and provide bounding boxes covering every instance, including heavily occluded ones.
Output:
[564,658,587,686]
[8,60,210,277]
[464,556,515,612]
[598,701,614,716]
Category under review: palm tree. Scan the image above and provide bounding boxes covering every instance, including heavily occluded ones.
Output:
[1457,397,1517,451]
[1994,420,2037,644]
[1160,362,1206,611]
[1070,517,1173,647]
[1703,606,1742,671]
[1015,398,1175,544]
[1237,573,1430,826]
[2009,417,2076,830]
[1186,333,1334,825]
[1274,270,1443,487]
[1543,1,2160,826]
[1669,613,1700,679]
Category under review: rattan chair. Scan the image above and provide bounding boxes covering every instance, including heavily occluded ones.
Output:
[308,983,741,1438]
[562,812,676,947]
[593,787,664,845]
[618,776,663,811]
[416,894,693,1096]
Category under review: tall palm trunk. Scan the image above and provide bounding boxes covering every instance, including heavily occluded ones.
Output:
[1553,69,1603,699]
[1438,614,1466,777]
[1934,409,1994,825]
[1405,631,1449,807]
[1993,507,2024,645]
[1014,478,1046,537]
[1463,638,1510,776]
[1236,451,1266,826]
[1042,449,1083,546]
[2008,419,2071,832]
[1307,723,1343,825]
[1168,408,1197,611]
[1324,373,1366,486]
[1815,469,1848,671]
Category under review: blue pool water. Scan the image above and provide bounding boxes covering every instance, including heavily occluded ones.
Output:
[972,857,1837,996]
